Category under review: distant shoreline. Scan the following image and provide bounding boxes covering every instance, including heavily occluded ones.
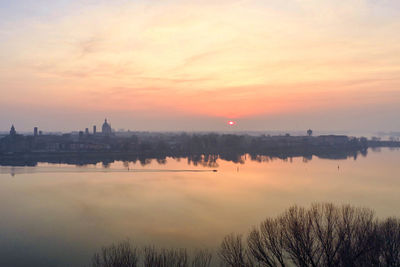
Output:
[1,132,399,166]
[0,130,400,166]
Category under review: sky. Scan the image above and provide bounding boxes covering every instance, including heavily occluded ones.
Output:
[0,0,400,132]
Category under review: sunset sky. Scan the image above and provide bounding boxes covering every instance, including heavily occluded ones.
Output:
[1,0,400,132]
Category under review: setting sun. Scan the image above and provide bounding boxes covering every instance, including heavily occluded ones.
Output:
[2,1,400,266]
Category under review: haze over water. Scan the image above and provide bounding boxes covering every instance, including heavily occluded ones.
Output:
[0,148,399,267]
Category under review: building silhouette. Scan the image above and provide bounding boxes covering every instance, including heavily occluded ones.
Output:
[102,119,112,136]
[10,125,16,136]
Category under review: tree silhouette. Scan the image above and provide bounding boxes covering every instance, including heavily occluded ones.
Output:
[220,203,397,267]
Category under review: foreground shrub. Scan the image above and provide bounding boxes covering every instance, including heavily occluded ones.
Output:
[90,203,400,267]
[379,218,400,267]
[92,240,139,267]
[143,246,188,267]
[222,203,400,267]
[218,234,255,267]
[91,242,212,267]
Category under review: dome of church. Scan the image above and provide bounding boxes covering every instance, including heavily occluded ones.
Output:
[102,119,112,135]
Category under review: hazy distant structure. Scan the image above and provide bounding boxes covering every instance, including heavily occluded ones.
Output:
[102,119,112,136]
[93,125,97,135]
[34,127,38,136]
[307,129,313,136]
[10,125,16,136]
[85,128,89,135]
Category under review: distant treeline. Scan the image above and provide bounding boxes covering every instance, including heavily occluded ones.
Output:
[1,132,399,166]
[90,203,400,267]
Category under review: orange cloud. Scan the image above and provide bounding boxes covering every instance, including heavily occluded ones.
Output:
[1,0,400,123]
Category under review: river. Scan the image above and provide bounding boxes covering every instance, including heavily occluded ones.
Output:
[0,148,399,266]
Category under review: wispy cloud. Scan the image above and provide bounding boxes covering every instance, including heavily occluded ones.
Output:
[1,0,400,130]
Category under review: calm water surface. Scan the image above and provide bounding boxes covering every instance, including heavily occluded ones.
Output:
[1,148,400,266]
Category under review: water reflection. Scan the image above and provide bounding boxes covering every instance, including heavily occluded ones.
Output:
[0,150,370,177]
[0,149,399,267]
[0,148,371,168]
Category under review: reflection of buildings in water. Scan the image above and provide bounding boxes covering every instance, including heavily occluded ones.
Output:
[186,154,219,168]
[102,161,111,168]
[123,161,130,169]
[0,146,369,169]
[302,155,313,163]
[139,158,152,166]
[156,158,167,165]
[371,147,381,152]
[0,166,34,176]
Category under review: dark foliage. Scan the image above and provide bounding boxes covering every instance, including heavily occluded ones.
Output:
[91,242,212,267]
[90,204,400,267]
[221,203,400,267]
[92,240,139,267]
